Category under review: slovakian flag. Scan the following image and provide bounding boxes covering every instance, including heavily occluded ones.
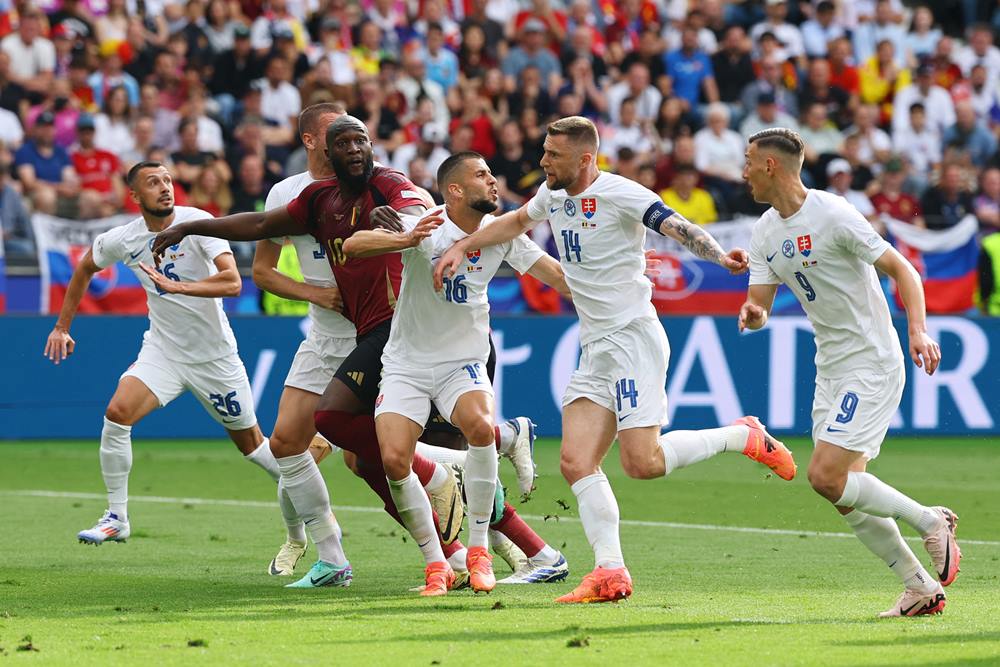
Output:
[31,213,147,314]
[883,214,979,314]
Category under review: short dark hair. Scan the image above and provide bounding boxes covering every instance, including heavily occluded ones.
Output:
[298,102,346,140]
[546,115,599,152]
[437,151,484,189]
[910,102,926,113]
[178,117,197,135]
[126,160,165,187]
[747,127,804,158]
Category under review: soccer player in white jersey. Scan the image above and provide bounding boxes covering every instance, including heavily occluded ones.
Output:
[435,117,797,603]
[738,128,961,618]
[42,162,309,555]
[250,102,360,581]
[343,151,572,595]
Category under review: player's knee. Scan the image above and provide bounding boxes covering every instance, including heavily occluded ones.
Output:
[807,463,844,502]
[559,451,593,485]
[269,433,297,459]
[104,402,136,426]
[380,447,412,480]
[461,418,494,447]
[620,451,660,480]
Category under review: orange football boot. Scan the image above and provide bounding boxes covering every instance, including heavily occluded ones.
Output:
[555,566,632,604]
[734,415,797,480]
[467,546,496,593]
[420,561,455,597]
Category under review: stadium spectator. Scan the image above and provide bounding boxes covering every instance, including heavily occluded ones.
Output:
[979,230,1000,315]
[88,41,141,111]
[558,56,607,121]
[423,23,459,92]
[891,57,956,137]
[739,90,798,139]
[799,103,842,186]
[607,61,661,126]
[853,0,906,67]
[827,36,860,96]
[94,86,136,162]
[801,1,845,59]
[0,8,55,99]
[136,84,180,155]
[171,117,227,191]
[955,23,1000,79]
[208,24,264,128]
[72,113,124,219]
[413,0,461,47]
[202,0,242,55]
[608,24,651,83]
[188,161,234,217]
[859,39,910,126]
[839,133,877,191]
[256,56,302,130]
[0,102,22,149]
[600,96,654,166]
[489,119,542,209]
[0,52,26,117]
[397,49,449,130]
[0,143,33,257]
[13,111,79,216]
[26,78,81,150]
[921,163,975,230]
[974,167,1000,232]
[251,0,307,56]
[694,103,744,203]
[350,76,405,157]
[391,123,449,179]
[942,102,999,169]
[749,0,805,66]
[663,23,719,115]
[893,102,942,185]
[903,6,941,66]
[51,24,79,79]
[47,0,98,45]
[119,116,156,168]
[870,156,925,228]
[845,104,892,170]
[96,0,130,44]
[711,26,754,114]
[458,23,497,81]
[449,86,496,158]
[461,0,506,61]
[183,90,225,156]
[407,155,441,204]
[826,157,877,221]
[740,57,797,120]
[929,36,964,91]
[513,0,568,52]
[797,58,854,130]
[956,64,1000,122]
[509,64,555,120]
[659,162,718,226]
[502,18,562,93]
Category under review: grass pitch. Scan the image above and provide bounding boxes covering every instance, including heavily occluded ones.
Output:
[0,437,998,666]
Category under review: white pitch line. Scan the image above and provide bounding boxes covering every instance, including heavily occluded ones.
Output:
[11,489,1000,547]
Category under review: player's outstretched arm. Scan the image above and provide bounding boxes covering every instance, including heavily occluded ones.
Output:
[656,211,748,274]
[138,253,242,298]
[344,210,444,258]
[251,240,342,312]
[44,249,102,364]
[525,254,572,300]
[874,247,941,375]
[738,284,778,332]
[151,208,305,258]
[434,206,538,289]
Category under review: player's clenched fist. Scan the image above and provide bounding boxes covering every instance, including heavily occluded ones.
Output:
[909,331,941,375]
[738,301,767,332]
[43,327,75,364]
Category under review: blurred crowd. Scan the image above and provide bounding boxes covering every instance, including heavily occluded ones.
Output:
[1,0,1000,309]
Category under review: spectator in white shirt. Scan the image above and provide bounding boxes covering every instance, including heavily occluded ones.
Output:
[600,96,654,165]
[739,90,799,139]
[750,0,805,65]
[694,103,745,186]
[801,1,846,59]
[891,58,956,137]
[844,103,892,169]
[955,24,1000,79]
[852,0,907,67]
[390,123,450,178]
[0,8,55,97]
[893,102,941,188]
[606,62,662,126]
[0,106,24,148]
[826,158,877,220]
[256,56,301,130]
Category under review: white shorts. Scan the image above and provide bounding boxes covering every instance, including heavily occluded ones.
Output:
[811,366,905,460]
[562,316,670,431]
[375,360,493,428]
[284,328,357,395]
[122,342,258,431]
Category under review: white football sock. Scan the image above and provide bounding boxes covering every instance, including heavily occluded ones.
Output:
[531,544,562,566]
[277,479,306,543]
[423,461,451,493]
[658,425,749,475]
[244,438,280,482]
[571,472,624,569]
[100,417,132,521]
[414,441,466,468]
[842,510,937,593]
[464,444,498,548]
[448,547,468,572]
[388,471,445,564]
[276,452,346,565]
[837,472,941,536]
[496,421,517,454]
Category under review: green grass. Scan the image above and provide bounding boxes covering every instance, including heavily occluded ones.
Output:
[1,438,998,666]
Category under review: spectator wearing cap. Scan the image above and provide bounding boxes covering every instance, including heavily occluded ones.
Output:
[13,111,79,216]
[48,0,97,45]
[94,86,136,162]
[391,123,450,180]
[903,6,941,66]
[891,57,955,138]
[827,36,860,96]
[271,21,312,82]
[607,61,661,126]
[942,101,998,169]
[859,38,910,126]
[501,18,562,95]
[740,57,797,120]
[801,1,845,59]
[659,163,718,227]
[423,22,459,92]
[663,23,719,116]
[1,8,55,98]
[750,0,805,68]
[208,23,264,127]
[955,23,1000,80]
[920,163,974,230]
[739,89,799,138]
[51,23,79,79]
[853,0,906,68]
[88,40,141,110]
[797,58,854,131]
[870,156,925,228]
[826,158,877,221]
[71,113,124,218]
[255,55,301,130]
[251,0,306,56]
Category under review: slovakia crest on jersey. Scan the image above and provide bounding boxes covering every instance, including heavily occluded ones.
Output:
[564,199,576,216]
[581,198,597,219]
[797,235,812,257]
[466,250,481,264]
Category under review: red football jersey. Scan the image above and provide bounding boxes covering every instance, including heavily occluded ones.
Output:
[72,149,119,193]
[286,166,426,336]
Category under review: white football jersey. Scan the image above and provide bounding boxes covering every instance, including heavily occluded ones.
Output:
[265,171,357,339]
[91,207,239,364]
[382,210,546,368]
[525,172,660,345]
[748,189,904,378]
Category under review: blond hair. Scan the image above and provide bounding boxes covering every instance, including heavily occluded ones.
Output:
[546,116,599,152]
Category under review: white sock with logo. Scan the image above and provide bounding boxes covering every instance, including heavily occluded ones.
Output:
[464,444,498,548]
[658,426,749,475]
[388,471,445,564]
[842,510,936,593]
[276,452,346,565]
[100,417,132,521]
[571,472,624,569]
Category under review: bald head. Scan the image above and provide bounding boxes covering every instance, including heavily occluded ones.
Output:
[327,114,368,144]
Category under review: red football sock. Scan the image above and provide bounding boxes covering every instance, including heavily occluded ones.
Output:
[493,502,544,558]
[314,410,381,461]
[494,425,501,452]
[442,538,465,558]
[412,454,437,486]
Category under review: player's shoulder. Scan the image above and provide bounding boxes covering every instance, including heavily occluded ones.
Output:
[370,165,413,187]
[269,171,315,204]
[99,216,143,246]
[174,206,214,223]
[596,171,657,202]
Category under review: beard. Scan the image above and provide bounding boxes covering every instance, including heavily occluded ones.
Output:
[469,196,498,214]
[548,173,574,191]
[141,202,174,218]
[333,154,374,190]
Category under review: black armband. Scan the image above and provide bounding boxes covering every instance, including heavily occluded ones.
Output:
[642,201,676,234]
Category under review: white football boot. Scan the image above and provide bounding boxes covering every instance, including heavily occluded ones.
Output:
[77,510,130,545]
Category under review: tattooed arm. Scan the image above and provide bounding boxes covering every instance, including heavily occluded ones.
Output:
[658,211,749,275]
